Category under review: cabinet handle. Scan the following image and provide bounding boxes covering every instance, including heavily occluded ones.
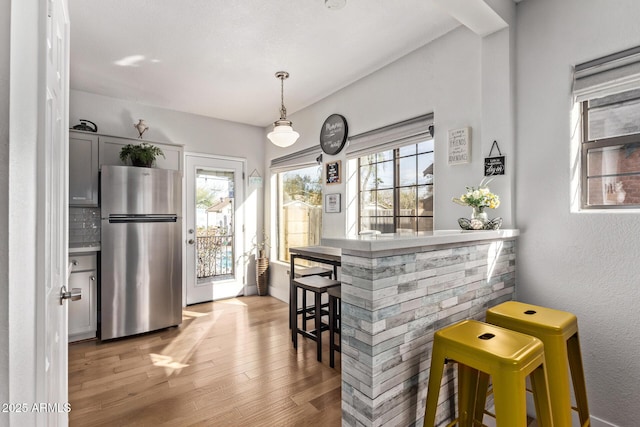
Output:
[90,276,96,281]
[72,260,79,266]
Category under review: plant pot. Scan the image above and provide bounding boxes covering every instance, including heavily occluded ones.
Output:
[131,158,153,168]
[256,257,269,296]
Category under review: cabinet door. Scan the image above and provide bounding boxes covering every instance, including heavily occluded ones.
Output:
[99,136,183,172]
[68,269,97,340]
[69,132,99,206]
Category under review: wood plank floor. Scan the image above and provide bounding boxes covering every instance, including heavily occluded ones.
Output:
[68,296,342,426]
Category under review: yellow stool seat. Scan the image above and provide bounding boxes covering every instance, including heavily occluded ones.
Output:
[486,301,590,427]
[423,319,553,427]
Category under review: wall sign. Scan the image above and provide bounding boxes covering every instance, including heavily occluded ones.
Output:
[325,160,341,184]
[448,127,471,165]
[325,193,341,213]
[484,140,506,176]
[320,114,348,155]
[248,169,263,188]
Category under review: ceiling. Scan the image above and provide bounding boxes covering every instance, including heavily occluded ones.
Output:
[69,1,470,127]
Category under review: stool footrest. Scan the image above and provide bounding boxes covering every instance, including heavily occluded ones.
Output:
[297,325,329,342]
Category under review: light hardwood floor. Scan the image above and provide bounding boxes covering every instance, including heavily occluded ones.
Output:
[68,296,342,426]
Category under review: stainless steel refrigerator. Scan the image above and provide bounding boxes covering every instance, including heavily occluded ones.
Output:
[100,165,182,340]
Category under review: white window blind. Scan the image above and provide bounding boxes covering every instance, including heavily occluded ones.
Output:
[574,46,640,102]
[270,146,321,172]
[345,113,434,159]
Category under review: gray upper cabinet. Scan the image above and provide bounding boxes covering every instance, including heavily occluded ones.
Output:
[69,131,99,206]
[99,136,184,172]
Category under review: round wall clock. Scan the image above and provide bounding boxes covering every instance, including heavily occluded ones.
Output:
[320,114,348,155]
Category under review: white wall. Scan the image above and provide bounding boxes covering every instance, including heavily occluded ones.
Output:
[70,90,267,288]
[0,0,10,421]
[516,1,640,426]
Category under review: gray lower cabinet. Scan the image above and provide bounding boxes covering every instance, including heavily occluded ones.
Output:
[69,132,99,206]
[68,252,97,342]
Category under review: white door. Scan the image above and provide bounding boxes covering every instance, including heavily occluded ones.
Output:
[45,0,71,424]
[185,154,245,304]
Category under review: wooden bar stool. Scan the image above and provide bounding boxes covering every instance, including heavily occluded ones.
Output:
[288,266,333,332]
[423,319,553,427]
[292,275,340,362]
[327,285,341,368]
[486,301,591,427]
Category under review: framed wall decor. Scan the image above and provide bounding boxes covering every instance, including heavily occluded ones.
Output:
[448,127,471,165]
[326,160,341,184]
[325,193,341,213]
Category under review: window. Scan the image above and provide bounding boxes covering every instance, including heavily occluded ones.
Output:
[358,140,434,233]
[347,114,434,233]
[580,89,640,207]
[575,46,640,208]
[277,165,322,262]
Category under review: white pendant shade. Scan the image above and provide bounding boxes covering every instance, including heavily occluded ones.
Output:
[267,123,300,148]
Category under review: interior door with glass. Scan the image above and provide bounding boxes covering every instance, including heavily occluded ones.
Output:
[185,155,245,305]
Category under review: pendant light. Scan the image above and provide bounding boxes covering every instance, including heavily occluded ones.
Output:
[267,71,300,147]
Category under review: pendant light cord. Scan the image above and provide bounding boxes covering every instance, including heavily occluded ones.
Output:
[279,75,287,120]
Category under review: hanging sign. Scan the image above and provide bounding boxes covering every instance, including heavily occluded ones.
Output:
[484,140,506,176]
[248,169,263,188]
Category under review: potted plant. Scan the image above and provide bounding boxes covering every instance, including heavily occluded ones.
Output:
[252,233,270,296]
[119,142,165,167]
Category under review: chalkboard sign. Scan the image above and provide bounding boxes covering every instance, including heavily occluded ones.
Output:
[484,140,506,176]
[326,160,341,184]
[320,114,348,155]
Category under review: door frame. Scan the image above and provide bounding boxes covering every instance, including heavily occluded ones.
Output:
[183,152,247,305]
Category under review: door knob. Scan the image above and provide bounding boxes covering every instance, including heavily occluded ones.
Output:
[188,239,195,245]
[60,285,82,305]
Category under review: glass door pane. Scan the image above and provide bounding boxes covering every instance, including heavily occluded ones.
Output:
[196,169,235,282]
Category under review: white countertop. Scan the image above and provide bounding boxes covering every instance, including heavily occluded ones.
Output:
[69,244,101,254]
[322,229,519,253]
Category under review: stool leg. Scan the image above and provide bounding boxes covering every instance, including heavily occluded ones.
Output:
[315,292,322,362]
[543,335,573,427]
[302,289,308,332]
[292,286,298,348]
[329,294,336,368]
[529,364,553,427]
[472,371,491,424]
[492,373,528,427]
[457,363,480,427]
[568,333,591,427]
[423,345,446,427]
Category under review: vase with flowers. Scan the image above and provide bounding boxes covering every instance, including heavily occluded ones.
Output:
[452,178,502,230]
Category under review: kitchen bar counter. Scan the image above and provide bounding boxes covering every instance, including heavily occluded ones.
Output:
[322,229,519,426]
[322,229,518,253]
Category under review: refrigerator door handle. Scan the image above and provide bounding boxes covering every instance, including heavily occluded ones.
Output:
[108,215,178,224]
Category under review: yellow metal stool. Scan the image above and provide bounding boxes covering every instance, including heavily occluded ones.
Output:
[486,301,590,427]
[423,319,553,427]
